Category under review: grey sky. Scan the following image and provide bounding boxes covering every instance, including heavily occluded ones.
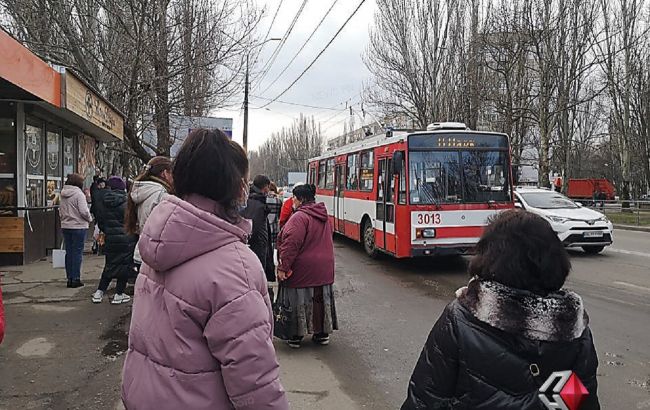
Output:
[213,0,377,150]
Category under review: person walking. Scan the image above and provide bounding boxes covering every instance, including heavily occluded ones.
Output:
[91,177,137,304]
[401,210,600,410]
[59,173,93,288]
[240,175,276,301]
[277,184,337,348]
[121,129,289,410]
[124,156,173,269]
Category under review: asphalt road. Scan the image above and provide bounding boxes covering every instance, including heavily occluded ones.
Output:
[315,229,650,409]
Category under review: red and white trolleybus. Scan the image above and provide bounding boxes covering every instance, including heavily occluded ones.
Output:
[307,122,515,258]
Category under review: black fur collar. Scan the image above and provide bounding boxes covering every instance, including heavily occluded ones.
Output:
[456,279,588,342]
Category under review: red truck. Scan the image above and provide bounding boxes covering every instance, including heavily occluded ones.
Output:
[567,179,616,200]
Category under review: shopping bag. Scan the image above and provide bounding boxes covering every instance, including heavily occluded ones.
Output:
[52,246,66,269]
[273,284,294,340]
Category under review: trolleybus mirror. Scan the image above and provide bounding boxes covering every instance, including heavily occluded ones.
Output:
[392,151,404,174]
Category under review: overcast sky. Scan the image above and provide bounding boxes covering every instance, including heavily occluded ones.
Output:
[213,0,377,150]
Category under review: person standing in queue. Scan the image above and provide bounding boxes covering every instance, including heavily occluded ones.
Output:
[59,173,93,288]
[267,182,283,249]
[278,182,303,230]
[277,184,338,348]
[91,177,137,304]
[121,129,288,410]
[401,210,599,410]
[124,156,173,273]
[240,175,275,301]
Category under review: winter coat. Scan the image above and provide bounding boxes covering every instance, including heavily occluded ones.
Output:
[278,199,293,229]
[95,189,137,279]
[0,284,4,344]
[402,279,600,410]
[277,201,334,289]
[240,186,273,280]
[59,185,93,230]
[130,180,170,263]
[121,194,289,410]
[91,187,108,221]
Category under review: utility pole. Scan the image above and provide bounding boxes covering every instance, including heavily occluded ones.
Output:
[243,53,250,152]
[241,38,281,152]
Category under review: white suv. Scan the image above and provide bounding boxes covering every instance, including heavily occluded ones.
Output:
[514,188,614,254]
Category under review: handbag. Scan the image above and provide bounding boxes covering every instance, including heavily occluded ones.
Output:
[273,283,294,340]
[52,242,66,269]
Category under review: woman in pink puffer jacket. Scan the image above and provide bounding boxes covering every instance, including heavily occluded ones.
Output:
[121,129,288,410]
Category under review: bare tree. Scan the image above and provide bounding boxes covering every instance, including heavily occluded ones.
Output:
[249,114,324,185]
[1,0,260,169]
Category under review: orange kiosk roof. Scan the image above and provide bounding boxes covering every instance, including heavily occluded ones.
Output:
[0,29,61,107]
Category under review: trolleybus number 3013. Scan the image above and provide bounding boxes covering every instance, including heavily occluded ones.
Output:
[416,213,442,225]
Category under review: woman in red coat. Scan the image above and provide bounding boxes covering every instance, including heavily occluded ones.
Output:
[278,182,303,229]
[277,184,337,348]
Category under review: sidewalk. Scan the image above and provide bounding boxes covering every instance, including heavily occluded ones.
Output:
[0,254,357,409]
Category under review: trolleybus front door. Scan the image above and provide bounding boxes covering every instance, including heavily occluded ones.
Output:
[334,164,345,233]
[376,159,395,253]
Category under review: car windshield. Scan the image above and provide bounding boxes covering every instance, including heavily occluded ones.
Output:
[520,192,578,209]
[409,150,510,204]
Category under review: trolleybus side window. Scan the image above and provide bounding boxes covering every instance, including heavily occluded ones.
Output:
[309,166,317,185]
[347,154,359,190]
[325,159,335,190]
[318,160,326,188]
[359,151,374,191]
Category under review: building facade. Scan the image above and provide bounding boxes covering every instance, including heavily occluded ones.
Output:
[0,29,124,265]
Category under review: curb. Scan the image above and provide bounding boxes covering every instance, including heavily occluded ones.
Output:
[613,224,650,233]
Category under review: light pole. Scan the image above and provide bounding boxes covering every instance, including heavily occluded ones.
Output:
[243,38,281,152]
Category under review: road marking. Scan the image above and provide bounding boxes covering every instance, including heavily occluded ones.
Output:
[607,248,650,258]
[613,281,650,293]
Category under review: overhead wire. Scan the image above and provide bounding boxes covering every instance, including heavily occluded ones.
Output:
[262,0,284,42]
[258,0,367,109]
[254,0,310,87]
[251,94,348,111]
[258,0,341,96]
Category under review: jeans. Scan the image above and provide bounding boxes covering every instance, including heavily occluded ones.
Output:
[62,229,86,282]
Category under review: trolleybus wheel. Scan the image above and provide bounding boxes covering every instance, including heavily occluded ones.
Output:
[363,220,379,258]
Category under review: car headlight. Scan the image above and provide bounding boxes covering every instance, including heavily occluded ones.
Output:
[547,215,569,224]
[598,216,610,223]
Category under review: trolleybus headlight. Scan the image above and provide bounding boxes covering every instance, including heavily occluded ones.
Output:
[416,228,437,238]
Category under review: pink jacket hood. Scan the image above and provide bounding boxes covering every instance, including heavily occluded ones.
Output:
[139,194,252,272]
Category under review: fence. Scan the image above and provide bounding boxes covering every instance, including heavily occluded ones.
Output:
[581,199,650,226]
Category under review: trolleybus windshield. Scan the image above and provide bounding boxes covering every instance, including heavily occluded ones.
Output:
[408,133,510,205]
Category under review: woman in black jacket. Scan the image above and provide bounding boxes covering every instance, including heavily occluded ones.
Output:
[402,210,599,410]
[91,176,137,305]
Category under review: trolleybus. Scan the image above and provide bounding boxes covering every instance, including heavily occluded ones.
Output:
[307,122,514,258]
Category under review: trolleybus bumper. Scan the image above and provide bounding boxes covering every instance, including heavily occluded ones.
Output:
[410,244,477,257]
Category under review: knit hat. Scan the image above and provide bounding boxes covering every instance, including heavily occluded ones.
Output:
[107,176,126,191]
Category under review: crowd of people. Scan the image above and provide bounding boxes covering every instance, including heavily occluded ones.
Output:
[36,127,600,409]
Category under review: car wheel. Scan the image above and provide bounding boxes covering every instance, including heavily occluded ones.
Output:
[582,246,605,254]
[363,220,379,258]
